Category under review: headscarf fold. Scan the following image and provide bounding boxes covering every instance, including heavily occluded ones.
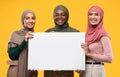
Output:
[85,6,109,45]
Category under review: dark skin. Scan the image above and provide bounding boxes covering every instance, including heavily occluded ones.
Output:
[54,10,67,26]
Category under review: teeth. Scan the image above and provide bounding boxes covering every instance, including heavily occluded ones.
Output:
[91,20,96,22]
[56,20,62,23]
[28,24,33,26]
[58,20,62,22]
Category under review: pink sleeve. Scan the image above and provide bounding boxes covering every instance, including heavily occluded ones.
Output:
[93,36,113,63]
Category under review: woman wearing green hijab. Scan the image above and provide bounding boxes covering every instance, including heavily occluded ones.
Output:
[46,5,79,32]
[45,5,79,77]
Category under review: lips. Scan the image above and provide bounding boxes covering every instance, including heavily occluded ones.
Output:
[57,20,63,23]
[27,23,34,27]
[91,20,96,23]
[90,18,97,22]
[56,19,65,22]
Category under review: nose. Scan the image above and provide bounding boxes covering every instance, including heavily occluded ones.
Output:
[29,19,34,23]
[58,15,62,19]
[91,15,95,18]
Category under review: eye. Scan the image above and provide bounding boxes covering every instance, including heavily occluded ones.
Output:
[95,13,99,16]
[62,13,66,16]
[25,17,30,20]
[89,13,92,16]
[32,17,35,20]
[55,14,59,17]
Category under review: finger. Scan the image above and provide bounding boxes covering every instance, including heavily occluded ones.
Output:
[29,35,33,39]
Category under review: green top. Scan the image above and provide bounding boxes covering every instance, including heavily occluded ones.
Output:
[8,40,27,60]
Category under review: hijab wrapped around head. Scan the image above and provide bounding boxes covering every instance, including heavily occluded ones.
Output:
[53,5,70,31]
[9,10,36,46]
[54,5,69,21]
[17,10,36,36]
[86,6,109,45]
[21,10,36,29]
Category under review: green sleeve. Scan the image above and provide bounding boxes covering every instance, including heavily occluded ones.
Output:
[8,40,27,60]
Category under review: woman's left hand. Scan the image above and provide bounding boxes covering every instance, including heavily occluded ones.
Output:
[25,31,33,42]
[81,43,89,55]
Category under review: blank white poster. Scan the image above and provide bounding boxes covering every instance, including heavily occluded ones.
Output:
[28,32,85,70]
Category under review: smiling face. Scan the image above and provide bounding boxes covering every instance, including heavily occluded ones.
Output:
[23,12,36,29]
[88,11,101,26]
[54,10,67,26]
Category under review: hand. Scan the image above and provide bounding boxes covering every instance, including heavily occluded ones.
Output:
[81,43,89,55]
[75,69,84,73]
[25,31,33,42]
[28,70,38,77]
[75,69,81,73]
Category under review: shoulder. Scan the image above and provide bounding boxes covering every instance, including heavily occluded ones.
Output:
[69,27,80,32]
[8,30,19,43]
[10,30,19,37]
[100,36,111,45]
[9,30,22,41]
[45,28,55,32]
[100,36,110,41]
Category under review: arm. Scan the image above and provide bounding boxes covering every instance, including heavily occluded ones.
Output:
[8,40,27,60]
[87,37,113,63]
[8,31,33,60]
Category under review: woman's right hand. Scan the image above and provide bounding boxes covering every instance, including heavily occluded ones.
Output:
[25,31,33,42]
[81,43,88,51]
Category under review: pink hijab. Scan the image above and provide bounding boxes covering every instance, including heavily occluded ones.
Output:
[86,6,109,45]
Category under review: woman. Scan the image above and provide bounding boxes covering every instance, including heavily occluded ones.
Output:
[7,10,38,77]
[80,6,113,77]
[45,5,79,77]
[46,5,79,32]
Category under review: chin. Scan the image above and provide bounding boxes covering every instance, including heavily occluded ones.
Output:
[57,23,65,26]
[58,24,64,26]
[27,27,34,29]
[28,26,34,28]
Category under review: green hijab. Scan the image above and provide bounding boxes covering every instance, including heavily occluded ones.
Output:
[54,5,69,31]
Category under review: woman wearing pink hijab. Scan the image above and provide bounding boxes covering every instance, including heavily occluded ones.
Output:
[80,6,113,77]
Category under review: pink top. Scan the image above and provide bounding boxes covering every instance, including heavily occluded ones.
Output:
[87,36,113,63]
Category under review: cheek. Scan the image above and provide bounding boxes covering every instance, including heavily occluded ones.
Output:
[23,20,27,25]
[23,20,29,26]
[88,18,92,24]
[63,16,67,19]
[97,17,101,23]
[54,16,57,21]
[32,20,36,23]
[88,16,92,20]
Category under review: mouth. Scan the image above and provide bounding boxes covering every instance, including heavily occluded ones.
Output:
[55,18,66,25]
[56,19,65,22]
[90,20,98,24]
[57,20,63,23]
[27,23,34,27]
[91,18,97,22]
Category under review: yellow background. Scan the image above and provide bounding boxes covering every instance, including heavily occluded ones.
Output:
[0,0,120,77]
